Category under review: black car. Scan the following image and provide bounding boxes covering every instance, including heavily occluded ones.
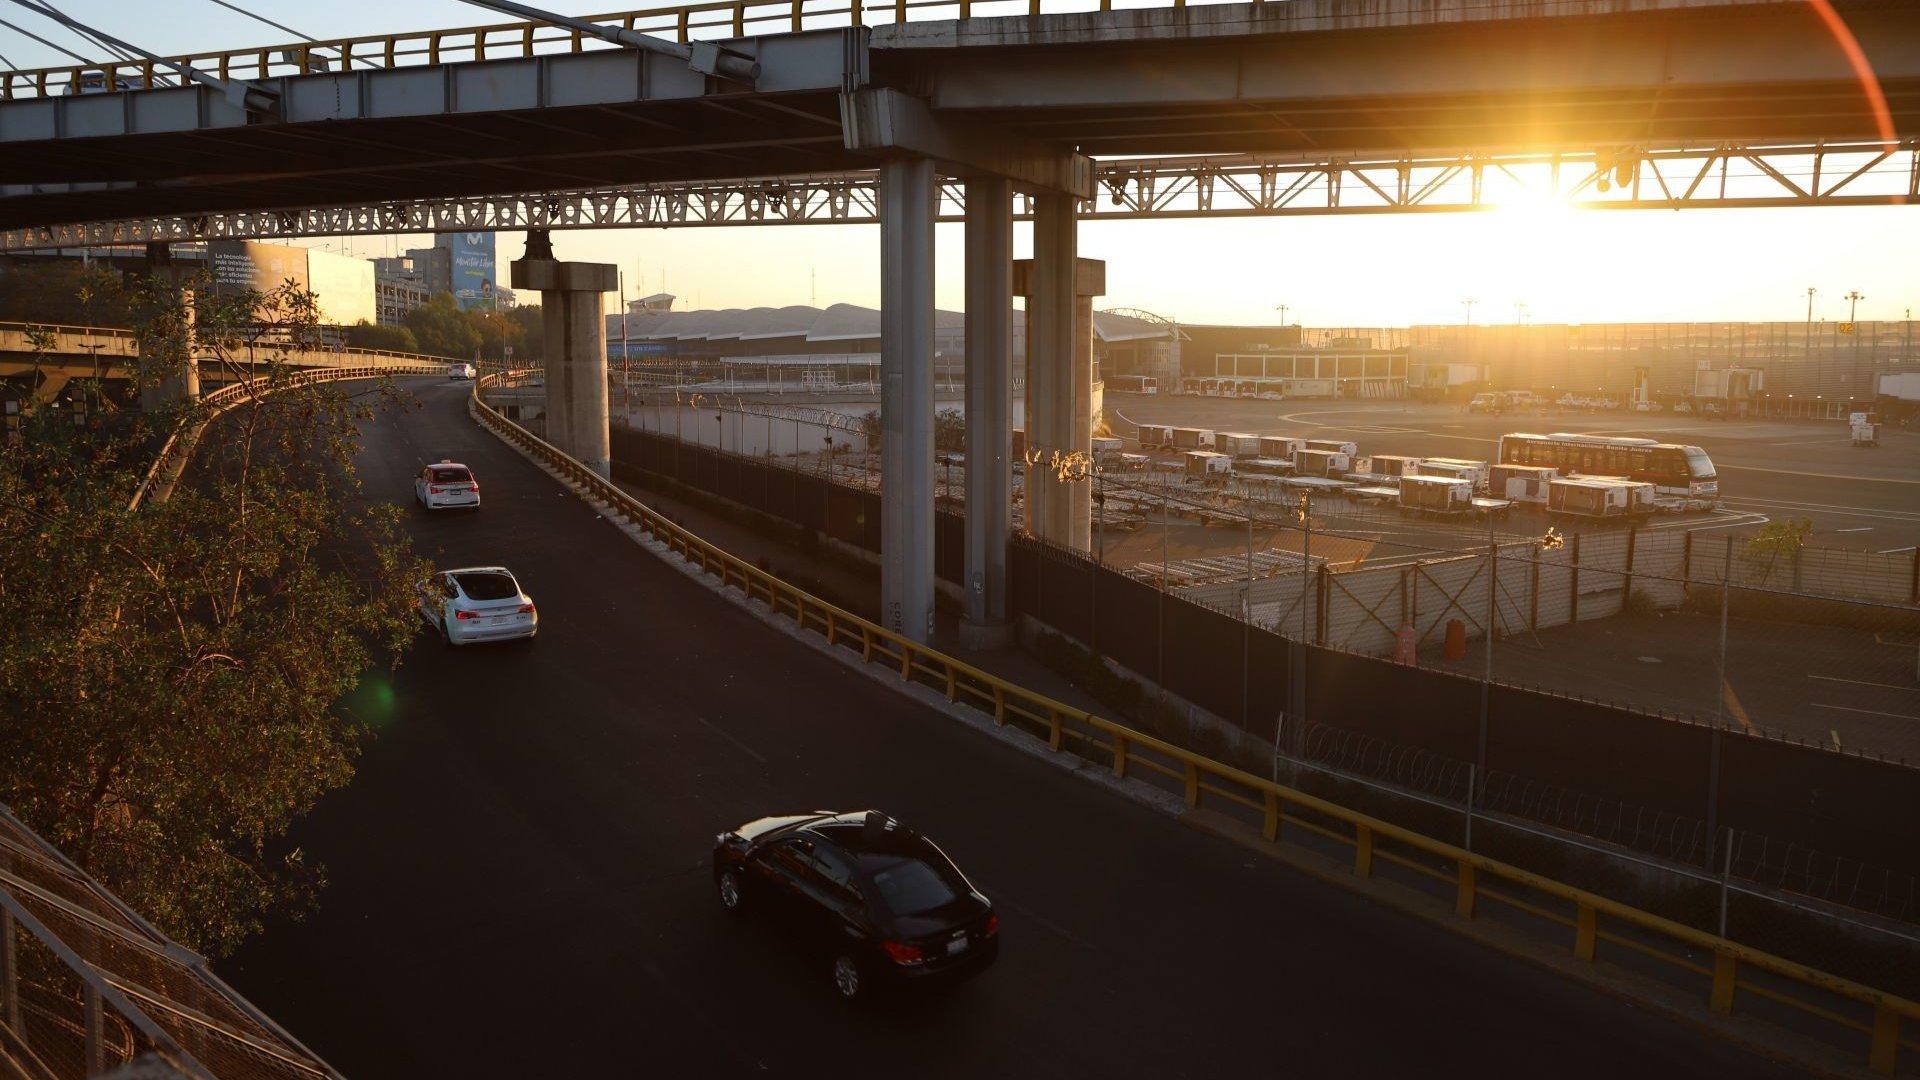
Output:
[712,810,999,1001]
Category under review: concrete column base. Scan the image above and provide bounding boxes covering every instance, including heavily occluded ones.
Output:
[512,255,616,478]
[958,619,1013,651]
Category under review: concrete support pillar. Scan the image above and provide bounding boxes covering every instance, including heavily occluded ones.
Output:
[1016,197,1103,553]
[511,246,615,477]
[961,177,1013,648]
[137,244,199,412]
[879,158,937,643]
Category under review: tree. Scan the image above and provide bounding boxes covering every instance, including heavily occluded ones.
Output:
[934,407,966,454]
[1743,516,1813,586]
[402,292,482,359]
[0,273,429,957]
[505,304,544,362]
[0,260,134,327]
[342,319,420,354]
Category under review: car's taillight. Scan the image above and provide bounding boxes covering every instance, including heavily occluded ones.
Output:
[983,914,999,937]
[881,941,925,966]
[454,610,478,621]
[518,602,535,614]
[429,486,446,494]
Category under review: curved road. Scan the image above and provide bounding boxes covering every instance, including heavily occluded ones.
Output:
[223,381,1791,1078]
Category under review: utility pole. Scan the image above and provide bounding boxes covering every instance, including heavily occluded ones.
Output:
[1845,290,1864,322]
[1275,303,1289,326]
[1462,297,1477,326]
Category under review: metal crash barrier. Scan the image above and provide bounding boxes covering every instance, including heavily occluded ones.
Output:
[471,371,1918,1075]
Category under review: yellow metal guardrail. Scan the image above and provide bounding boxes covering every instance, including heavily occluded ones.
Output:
[129,363,442,510]
[470,371,1918,1074]
[4,0,1132,99]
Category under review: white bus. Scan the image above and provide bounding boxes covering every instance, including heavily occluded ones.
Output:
[1496,432,1718,500]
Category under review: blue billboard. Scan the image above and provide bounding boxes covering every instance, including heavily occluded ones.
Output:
[436,232,496,311]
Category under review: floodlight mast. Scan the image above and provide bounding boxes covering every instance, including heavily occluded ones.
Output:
[454,0,760,84]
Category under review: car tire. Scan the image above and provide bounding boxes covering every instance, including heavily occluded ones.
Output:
[716,870,745,915]
[831,954,864,1003]
[441,618,457,648]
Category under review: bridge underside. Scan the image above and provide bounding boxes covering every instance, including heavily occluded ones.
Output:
[0,1,1912,231]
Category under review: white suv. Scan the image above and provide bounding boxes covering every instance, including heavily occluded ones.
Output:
[415,461,480,511]
[420,567,538,646]
[448,362,477,379]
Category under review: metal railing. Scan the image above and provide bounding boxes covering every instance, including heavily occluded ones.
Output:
[129,364,442,510]
[470,369,1917,1074]
[0,321,466,369]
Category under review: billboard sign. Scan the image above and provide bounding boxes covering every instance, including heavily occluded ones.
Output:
[206,240,309,295]
[437,232,496,310]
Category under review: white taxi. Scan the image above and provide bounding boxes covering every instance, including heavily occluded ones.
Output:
[415,461,480,511]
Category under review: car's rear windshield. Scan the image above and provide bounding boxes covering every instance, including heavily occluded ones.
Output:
[454,572,518,600]
[430,467,472,483]
[862,855,963,916]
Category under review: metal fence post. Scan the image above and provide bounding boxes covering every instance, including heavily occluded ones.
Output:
[1464,762,1475,852]
[1718,827,1734,937]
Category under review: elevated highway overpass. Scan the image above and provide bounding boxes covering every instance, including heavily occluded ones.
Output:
[0,0,1913,228]
[219,377,1805,1077]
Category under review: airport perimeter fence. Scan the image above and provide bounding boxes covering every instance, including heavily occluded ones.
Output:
[601,420,1920,900]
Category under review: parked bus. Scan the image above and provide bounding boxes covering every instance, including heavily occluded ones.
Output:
[1496,432,1718,500]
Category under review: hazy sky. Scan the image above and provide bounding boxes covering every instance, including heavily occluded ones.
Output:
[6,1,1917,326]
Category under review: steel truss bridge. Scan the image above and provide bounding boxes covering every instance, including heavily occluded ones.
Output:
[2,140,1911,251]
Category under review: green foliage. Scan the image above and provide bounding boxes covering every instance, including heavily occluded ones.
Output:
[0,261,134,327]
[504,304,544,361]
[934,407,966,454]
[1745,517,1813,560]
[1743,517,1812,584]
[0,277,429,957]
[342,320,420,354]
[402,292,482,359]
[859,409,881,451]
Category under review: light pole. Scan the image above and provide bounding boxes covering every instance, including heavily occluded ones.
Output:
[1845,290,1864,322]
[1805,286,1817,371]
[1275,303,1289,326]
[1462,297,1477,326]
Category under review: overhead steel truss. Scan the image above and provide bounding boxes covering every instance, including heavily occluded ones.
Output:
[2,141,1910,251]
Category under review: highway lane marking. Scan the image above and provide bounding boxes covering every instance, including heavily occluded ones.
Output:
[1831,730,1842,750]
[1808,674,1920,694]
[1715,463,1920,484]
[1830,527,1875,534]
[1720,680,1755,733]
[691,713,769,764]
[1813,703,1920,722]
[1876,546,1917,555]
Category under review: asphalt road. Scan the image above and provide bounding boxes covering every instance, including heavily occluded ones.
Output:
[221,381,1795,1078]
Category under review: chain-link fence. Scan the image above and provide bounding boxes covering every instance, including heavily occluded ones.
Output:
[0,806,339,1079]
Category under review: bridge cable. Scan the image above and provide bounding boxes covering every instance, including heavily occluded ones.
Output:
[196,0,380,70]
[0,13,91,66]
[0,0,276,110]
[26,0,137,64]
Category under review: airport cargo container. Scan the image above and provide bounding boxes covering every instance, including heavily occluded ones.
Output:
[1490,463,1558,503]
[1398,474,1474,515]
[1184,450,1232,478]
[1418,457,1489,491]
[1304,438,1358,458]
[1367,454,1423,478]
[1171,427,1216,451]
[1238,457,1293,476]
[1294,448,1351,477]
[1548,477,1654,518]
[1216,432,1264,458]
[1259,436,1304,461]
[1136,424,1175,449]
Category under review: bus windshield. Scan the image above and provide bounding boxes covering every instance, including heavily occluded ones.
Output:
[1684,448,1715,478]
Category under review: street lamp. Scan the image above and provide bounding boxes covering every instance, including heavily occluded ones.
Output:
[1462,297,1477,326]
[1845,290,1865,322]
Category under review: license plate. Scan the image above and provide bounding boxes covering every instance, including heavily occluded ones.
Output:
[946,936,968,956]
